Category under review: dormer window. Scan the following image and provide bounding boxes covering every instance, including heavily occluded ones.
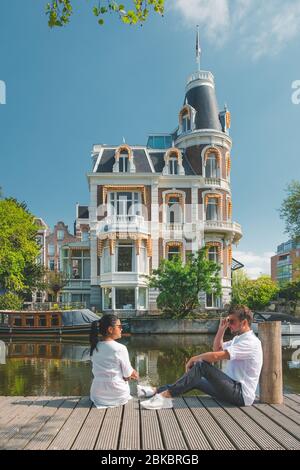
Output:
[162,148,185,176]
[179,104,196,134]
[113,144,136,173]
[119,151,129,172]
[169,156,178,175]
[182,112,190,132]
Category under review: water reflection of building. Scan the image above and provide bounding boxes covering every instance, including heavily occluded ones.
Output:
[0,340,6,364]
[2,341,90,362]
[135,351,161,384]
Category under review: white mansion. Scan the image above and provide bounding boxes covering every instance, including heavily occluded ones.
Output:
[60,65,243,314]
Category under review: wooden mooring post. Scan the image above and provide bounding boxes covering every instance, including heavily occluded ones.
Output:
[258,321,283,404]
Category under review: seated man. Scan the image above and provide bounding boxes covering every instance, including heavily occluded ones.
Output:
[140,305,263,410]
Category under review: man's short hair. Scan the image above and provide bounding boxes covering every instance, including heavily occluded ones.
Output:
[229,305,253,326]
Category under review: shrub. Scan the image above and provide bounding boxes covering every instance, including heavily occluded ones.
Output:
[0,292,23,310]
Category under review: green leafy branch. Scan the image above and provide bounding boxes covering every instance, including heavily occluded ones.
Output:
[45,0,164,28]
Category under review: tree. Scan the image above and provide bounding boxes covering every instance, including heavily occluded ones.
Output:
[0,292,23,310]
[148,248,221,319]
[232,271,278,311]
[292,259,300,281]
[21,263,48,301]
[45,0,164,28]
[231,269,249,306]
[279,180,300,242]
[0,198,41,293]
[45,270,70,302]
[278,279,300,311]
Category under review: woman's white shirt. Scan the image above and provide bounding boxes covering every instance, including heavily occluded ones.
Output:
[90,340,134,408]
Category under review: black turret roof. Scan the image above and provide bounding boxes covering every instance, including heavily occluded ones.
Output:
[185,83,222,132]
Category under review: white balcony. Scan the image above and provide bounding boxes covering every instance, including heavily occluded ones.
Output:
[99,272,148,286]
[162,223,185,239]
[205,220,242,241]
[166,223,184,231]
[205,177,222,185]
[99,215,150,235]
[204,178,231,191]
[64,280,91,289]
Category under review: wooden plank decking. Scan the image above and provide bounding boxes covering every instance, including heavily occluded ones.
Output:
[0,395,300,450]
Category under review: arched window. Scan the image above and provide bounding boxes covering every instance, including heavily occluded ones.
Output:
[163,148,185,176]
[206,196,220,221]
[119,150,129,173]
[178,104,195,134]
[204,149,221,178]
[182,111,190,132]
[169,156,178,175]
[206,242,222,264]
[113,145,135,173]
[205,154,220,178]
[166,242,182,261]
[208,246,219,263]
[166,195,182,224]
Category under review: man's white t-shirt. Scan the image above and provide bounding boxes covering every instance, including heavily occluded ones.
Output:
[90,340,134,408]
[223,330,263,406]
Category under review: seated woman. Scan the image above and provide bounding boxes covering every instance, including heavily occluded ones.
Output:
[90,314,138,408]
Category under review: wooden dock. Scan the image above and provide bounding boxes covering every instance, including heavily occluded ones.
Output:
[0,394,300,450]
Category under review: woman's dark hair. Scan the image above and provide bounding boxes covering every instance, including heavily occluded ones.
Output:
[89,314,119,356]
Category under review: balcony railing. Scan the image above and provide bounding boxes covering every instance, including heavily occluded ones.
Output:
[23,301,86,311]
[205,177,222,185]
[100,215,149,234]
[65,280,91,289]
[205,220,242,235]
[165,223,184,231]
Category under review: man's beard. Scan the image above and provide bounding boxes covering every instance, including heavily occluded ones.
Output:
[232,328,243,337]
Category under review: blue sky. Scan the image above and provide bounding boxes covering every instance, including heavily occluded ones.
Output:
[0,0,300,277]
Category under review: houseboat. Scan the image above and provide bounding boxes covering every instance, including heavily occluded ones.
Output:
[0,309,101,336]
[252,312,300,336]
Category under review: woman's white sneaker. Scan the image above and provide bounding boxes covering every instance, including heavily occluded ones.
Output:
[140,393,173,410]
[137,385,156,398]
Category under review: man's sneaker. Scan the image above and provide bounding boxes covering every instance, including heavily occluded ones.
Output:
[140,393,173,410]
[137,385,156,399]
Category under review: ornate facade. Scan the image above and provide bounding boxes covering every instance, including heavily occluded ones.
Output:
[62,63,243,313]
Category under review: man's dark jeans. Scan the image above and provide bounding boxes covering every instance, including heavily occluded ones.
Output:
[157,360,245,406]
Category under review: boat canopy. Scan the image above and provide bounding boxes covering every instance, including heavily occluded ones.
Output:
[61,309,100,326]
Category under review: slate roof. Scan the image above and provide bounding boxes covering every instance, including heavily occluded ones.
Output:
[95,149,153,173]
[185,84,222,132]
[78,206,89,219]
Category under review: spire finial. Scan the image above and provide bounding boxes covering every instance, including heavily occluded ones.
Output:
[196,25,201,72]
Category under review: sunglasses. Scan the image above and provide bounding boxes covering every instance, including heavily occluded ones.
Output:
[228,318,245,325]
[115,324,123,329]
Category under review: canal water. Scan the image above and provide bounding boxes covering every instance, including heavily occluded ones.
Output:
[0,335,299,396]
